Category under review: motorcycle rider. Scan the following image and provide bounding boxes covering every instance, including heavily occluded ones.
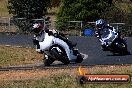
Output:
[31,18,77,60]
[95,19,117,50]
[95,19,130,55]
[32,20,45,53]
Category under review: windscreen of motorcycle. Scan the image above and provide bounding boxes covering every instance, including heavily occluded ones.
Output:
[101,29,117,44]
[100,28,110,38]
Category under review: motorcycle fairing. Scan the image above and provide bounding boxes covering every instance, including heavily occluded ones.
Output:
[53,38,77,61]
[36,31,77,61]
[100,28,118,46]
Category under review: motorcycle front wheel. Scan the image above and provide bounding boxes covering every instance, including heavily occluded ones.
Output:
[75,54,83,63]
[59,49,70,65]
[50,45,70,65]
[43,56,55,66]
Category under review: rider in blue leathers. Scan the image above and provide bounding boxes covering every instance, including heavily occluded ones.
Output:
[95,19,114,38]
[95,19,130,54]
[95,19,115,50]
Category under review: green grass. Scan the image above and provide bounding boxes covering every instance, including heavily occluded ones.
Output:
[0,72,131,88]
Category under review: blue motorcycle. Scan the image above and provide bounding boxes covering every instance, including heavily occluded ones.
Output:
[98,28,130,55]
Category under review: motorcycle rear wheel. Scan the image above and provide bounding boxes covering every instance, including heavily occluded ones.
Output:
[119,43,128,55]
[112,42,129,56]
[59,50,70,65]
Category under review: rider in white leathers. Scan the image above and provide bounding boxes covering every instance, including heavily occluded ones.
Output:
[32,20,76,61]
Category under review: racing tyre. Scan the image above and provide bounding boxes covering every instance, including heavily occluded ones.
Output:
[44,59,51,66]
[43,57,55,66]
[59,50,70,65]
[75,54,83,63]
[60,54,70,65]
[50,46,70,65]
[119,43,128,56]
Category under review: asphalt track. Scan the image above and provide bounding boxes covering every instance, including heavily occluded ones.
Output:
[0,33,132,70]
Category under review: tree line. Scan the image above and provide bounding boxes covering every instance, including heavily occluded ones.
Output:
[7,0,132,32]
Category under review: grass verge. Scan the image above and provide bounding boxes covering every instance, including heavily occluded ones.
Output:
[0,45,43,66]
[0,65,132,88]
[0,46,132,88]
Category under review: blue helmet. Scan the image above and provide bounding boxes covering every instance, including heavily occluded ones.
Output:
[95,19,106,29]
[95,19,105,26]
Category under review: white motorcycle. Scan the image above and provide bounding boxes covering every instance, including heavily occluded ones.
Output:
[31,22,83,66]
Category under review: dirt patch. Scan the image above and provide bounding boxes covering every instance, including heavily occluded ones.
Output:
[0,68,78,80]
[0,65,132,81]
[0,45,43,66]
